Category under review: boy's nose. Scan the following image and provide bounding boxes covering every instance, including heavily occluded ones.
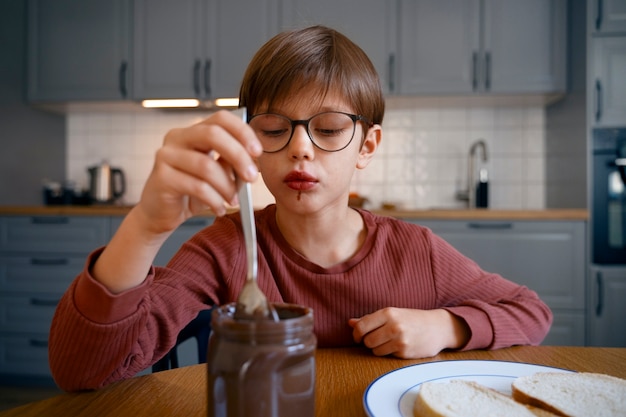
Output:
[288,125,314,159]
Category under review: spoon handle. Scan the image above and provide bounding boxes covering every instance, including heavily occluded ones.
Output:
[235,107,258,282]
[237,179,257,281]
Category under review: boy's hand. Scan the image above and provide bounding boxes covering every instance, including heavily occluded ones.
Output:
[137,110,262,235]
[348,307,470,359]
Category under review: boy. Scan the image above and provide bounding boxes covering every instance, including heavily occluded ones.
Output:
[49,26,552,391]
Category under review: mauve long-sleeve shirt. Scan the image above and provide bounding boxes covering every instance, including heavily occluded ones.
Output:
[48,205,552,391]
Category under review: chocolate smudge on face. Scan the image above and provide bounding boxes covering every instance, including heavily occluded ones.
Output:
[297,190,302,201]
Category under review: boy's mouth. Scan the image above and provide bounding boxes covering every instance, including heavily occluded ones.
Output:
[284,171,318,191]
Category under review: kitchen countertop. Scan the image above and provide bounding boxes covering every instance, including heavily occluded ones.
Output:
[0,206,588,221]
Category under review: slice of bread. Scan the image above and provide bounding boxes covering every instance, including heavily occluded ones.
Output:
[512,372,626,417]
[413,379,537,417]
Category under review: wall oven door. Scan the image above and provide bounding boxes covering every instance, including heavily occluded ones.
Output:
[593,128,626,264]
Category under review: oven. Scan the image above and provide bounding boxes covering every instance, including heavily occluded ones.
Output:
[592,128,626,264]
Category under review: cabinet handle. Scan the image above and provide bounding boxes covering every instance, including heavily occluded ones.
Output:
[29,339,48,348]
[484,52,491,91]
[30,298,60,307]
[595,79,602,122]
[204,59,212,96]
[467,222,513,230]
[472,52,478,91]
[596,271,604,316]
[31,216,69,224]
[119,61,128,98]
[387,53,395,93]
[31,258,68,266]
[193,60,202,96]
[596,0,603,31]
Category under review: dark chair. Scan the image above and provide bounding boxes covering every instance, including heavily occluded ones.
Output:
[152,308,213,372]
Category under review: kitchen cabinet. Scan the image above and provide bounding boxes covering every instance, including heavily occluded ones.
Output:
[589,0,626,33]
[397,0,567,95]
[590,36,626,126]
[0,214,213,385]
[409,219,587,346]
[26,0,132,102]
[0,215,109,385]
[587,266,626,347]
[110,216,214,266]
[132,0,278,101]
[279,0,397,94]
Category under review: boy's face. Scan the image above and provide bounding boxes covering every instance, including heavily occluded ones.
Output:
[254,87,381,215]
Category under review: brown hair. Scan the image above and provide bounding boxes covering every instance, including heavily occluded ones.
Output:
[239,25,385,126]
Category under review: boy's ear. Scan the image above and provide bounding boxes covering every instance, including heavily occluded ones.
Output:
[356,124,382,169]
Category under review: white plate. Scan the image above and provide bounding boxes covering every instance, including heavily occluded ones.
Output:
[363,359,574,417]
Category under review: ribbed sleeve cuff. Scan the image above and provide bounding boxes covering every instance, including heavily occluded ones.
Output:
[73,247,154,324]
[443,305,494,351]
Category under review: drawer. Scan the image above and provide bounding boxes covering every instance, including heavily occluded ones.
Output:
[0,216,109,253]
[0,254,83,292]
[0,295,59,333]
[0,333,52,377]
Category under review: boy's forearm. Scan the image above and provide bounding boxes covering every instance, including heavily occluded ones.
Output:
[92,207,171,293]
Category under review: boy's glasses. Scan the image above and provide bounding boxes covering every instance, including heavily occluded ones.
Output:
[248,111,371,153]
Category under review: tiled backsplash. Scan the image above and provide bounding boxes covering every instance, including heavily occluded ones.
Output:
[67,102,546,210]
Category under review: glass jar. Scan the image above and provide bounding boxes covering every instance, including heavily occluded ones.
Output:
[207,303,316,417]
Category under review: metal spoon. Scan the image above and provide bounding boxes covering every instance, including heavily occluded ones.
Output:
[233,109,277,321]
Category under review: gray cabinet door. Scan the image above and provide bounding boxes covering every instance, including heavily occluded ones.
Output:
[27,0,131,101]
[591,37,626,126]
[588,266,626,347]
[133,0,278,101]
[280,0,396,94]
[397,0,566,95]
[398,0,480,94]
[483,0,566,94]
[132,0,203,100]
[206,0,279,99]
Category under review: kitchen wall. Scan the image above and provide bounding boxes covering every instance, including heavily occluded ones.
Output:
[66,100,548,210]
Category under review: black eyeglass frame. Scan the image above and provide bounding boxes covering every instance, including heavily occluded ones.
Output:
[248,111,373,153]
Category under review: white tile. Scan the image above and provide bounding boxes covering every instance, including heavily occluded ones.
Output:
[383,129,415,156]
[433,130,466,156]
[413,108,440,129]
[360,157,385,185]
[524,156,546,182]
[489,183,523,209]
[385,156,415,183]
[87,113,112,132]
[524,106,545,128]
[110,113,135,133]
[523,183,546,209]
[440,107,467,129]
[65,105,549,211]
[414,130,436,155]
[492,128,523,155]
[495,106,524,128]
[492,157,523,182]
[524,128,545,155]
[468,107,495,129]
[384,109,416,128]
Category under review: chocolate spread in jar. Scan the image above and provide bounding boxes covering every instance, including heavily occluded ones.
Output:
[207,303,316,417]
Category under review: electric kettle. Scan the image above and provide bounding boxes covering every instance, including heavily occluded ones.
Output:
[87,161,126,204]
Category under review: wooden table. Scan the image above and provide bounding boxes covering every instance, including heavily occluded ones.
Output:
[2,346,625,416]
